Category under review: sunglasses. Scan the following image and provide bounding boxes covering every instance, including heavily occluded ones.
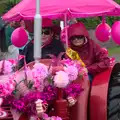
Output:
[42,30,51,35]
[42,27,52,35]
[70,35,85,41]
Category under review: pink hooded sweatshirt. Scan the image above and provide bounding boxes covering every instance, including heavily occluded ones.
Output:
[68,22,111,76]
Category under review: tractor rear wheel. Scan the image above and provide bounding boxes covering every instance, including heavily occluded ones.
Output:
[107,71,120,120]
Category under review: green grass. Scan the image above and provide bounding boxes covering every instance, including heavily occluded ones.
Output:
[108,46,120,56]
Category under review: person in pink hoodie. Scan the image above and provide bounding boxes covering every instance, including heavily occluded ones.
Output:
[67,22,111,81]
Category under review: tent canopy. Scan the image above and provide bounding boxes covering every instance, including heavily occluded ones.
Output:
[2,0,120,21]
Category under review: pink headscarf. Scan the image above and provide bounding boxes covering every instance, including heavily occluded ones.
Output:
[68,22,89,39]
[60,22,89,44]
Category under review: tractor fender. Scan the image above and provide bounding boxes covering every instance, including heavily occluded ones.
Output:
[89,63,120,120]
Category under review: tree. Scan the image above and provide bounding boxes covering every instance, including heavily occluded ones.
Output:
[115,0,120,4]
[0,0,21,15]
[77,0,120,29]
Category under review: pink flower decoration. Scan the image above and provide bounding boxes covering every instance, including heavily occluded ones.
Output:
[4,82,14,95]
[0,73,15,97]
[8,59,17,66]
[42,113,62,120]
[64,65,78,81]
[0,60,13,74]
[0,81,15,97]
[51,116,62,120]
[32,63,48,80]
[32,63,48,89]
[54,71,69,88]
[79,68,88,76]
[62,59,88,81]
[62,59,75,66]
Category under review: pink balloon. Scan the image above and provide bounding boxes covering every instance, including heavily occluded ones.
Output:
[11,27,28,48]
[111,21,120,45]
[95,23,111,42]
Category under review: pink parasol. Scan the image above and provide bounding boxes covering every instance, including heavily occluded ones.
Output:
[2,0,120,21]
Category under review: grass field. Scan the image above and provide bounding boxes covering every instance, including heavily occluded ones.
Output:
[108,46,120,56]
[108,46,120,62]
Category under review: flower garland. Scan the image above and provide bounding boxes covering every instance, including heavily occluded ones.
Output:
[7,83,83,115]
[0,58,87,119]
[7,85,57,114]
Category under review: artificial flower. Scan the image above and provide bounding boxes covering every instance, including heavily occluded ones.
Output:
[64,65,78,81]
[32,63,48,80]
[41,113,62,120]
[12,100,25,111]
[78,67,88,76]
[54,71,69,88]
[0,60,13,74]
[65,83,83,98]
[32,63,48,89]
[0,73,15,97]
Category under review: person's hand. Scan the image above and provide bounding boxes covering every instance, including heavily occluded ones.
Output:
[67,96,77,107]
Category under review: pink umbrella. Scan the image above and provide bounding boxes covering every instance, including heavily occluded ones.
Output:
[2,0,120,21]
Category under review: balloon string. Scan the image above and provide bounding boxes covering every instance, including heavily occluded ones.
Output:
[102,16,106,23]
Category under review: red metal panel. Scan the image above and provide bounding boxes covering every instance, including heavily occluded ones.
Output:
[89,67,112,120]
[69,78,90,120]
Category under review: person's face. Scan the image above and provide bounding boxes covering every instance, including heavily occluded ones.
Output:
[9,21,15,27]
[20,20,25,28]
[42,28,53,44]
[70,35,85,46]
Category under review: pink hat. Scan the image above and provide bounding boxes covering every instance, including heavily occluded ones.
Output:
[68,22,89,39]
[42,18,54,28]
